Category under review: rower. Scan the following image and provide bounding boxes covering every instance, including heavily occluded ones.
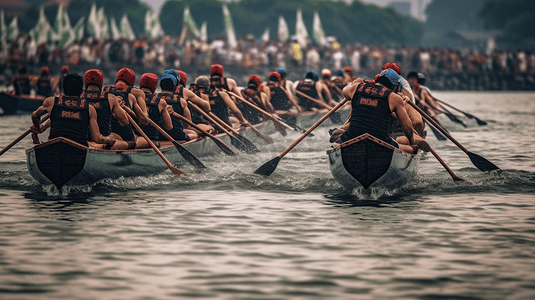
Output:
[209,64,241,96]
[136,73,173,148]
[82,69,130,150]
[54,65,70,96]
[239,75,270,124]
[265,71,301,116]
[382,62,425,137]
[333,69,417,154]
[6,66,31,96]
[30,73,115,148]
[34,67,53,97]
[276,68,295,97]
[173,70,211,113]
[331,69,346,92]
[343,66,356,84]
[407,71,441,115]
[188,77,215,135]
[294,70,326,111]
[158,71,197,141]
[206,74,249,130]
[321,69,343,102]
[318,69,337,106]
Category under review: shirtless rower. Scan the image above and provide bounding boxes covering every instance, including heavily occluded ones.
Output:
[331,69,417,154]
[136,73,173,148]
[30,73,115,148]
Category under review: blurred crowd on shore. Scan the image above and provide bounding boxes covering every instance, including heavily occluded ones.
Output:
[2,34,535,91]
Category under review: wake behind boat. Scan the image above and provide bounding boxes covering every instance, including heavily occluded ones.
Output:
[327,133,420,190]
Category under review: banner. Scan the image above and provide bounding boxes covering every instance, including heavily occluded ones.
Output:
[87,3,99,38]
[200,21,207,43]
[73,16,85,42]
[110,17,121,41]
[222,4,237,49]
[97,7,109,40]
[278,15,289,42]
[262,28,270,42]
[7,16,19,41]
[294,9,309,47]
[183,7,200,39]
[145,10,164,39]
[120,15,136,40]
[313,12,326,46]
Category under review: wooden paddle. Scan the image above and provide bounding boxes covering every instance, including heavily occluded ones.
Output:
[123,106,206,169]
[407,100,499,172]
[187,101,253,153]
[436,103,467,128]
[436,99,488,126]
[124,112,185,175]
[0,115,49,157]
[294,90,344,124]
[208,112,261,153]
[424,119,447,141]
[414,131,465,182]
[228,91,288,137]
[245,123,274,143]
[255,97,350,176]
[171,111,236,156]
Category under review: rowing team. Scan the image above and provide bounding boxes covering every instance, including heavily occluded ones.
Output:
[28,64,350,150]
[329,62,450,154]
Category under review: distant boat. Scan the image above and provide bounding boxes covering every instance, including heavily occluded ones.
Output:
[0,92,45,116]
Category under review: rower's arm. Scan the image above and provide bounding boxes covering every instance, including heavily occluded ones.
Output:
[129,93,149,126]
[261,93,274,113]
[160,100,173,131]
[184,89,211,112]
[315,82,325,103]
[89,105,109,144]
[280,85,302,112]
[391,94,414,145]
[108,94,129,126]
[31,97,54,132]
[222,92,247,124]
[180,98,193,129]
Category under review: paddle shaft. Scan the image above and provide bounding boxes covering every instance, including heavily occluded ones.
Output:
[246,123,274,143]
[187,102,234,137]
[171,111,236,156]
[279,97,349,158]
[0,115,49,157]
[208,112,241,135]
[436,99,484,122]
[407,100,470,153]
[124,113,185,175]
[228,91,289,135]
[294,90,334,110]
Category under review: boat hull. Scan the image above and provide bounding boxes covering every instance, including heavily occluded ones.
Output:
[26,119,279,188]
[327,133,419,190]
[0,92,45,115]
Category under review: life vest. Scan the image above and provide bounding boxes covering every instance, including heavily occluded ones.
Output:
[210,77,230,91]
[267,81,291,111]
[14,76,31,95]
[238,87,261,124]
[158,92,189,141]
[81,90,112,138]
[36,77,52,97]
[49,95,90,146]
[138,92,161,141]
[343,82,393,143]
[295,80,320,111]
[104,85,135,141]
[209,91,231,127]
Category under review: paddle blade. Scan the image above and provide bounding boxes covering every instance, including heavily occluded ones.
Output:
[427,124,447,141]
[254,156,281,176]
[170,166,186,175]
[236,134,261,153]
[475,118,488,126]
[468,152,500,172]
[445,113,467,128]
[273,120,288,136]
[173,141,206,168]
[212,139,237,156]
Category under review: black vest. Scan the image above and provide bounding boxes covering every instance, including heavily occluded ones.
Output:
[160,92,184,130]
[138,92,161,141]
[104,85,135,141]
[296,80,320,111]
[209,91,230,126]
[14,76,31,95]
[49,96,90,146]
[238,88,261,124]
[267,82,291,110]
[345,82,393,141]
[82,90,112,137]
[36,77,52,97]
[210,77,230,91]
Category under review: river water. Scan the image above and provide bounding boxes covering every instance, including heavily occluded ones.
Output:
[0,92,534,300]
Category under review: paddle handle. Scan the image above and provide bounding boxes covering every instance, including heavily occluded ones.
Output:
[0,115,50,157]
[407,100,469,153]
[279,97,349,158]
[295,90,334,110]
[124,113,184,175]
[428,145,465,182]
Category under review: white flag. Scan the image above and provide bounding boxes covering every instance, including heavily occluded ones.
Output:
[183,7,200,39]
[313,12,326,46]
[59,8,75,47]
[294,9,309,47]
[110,17,121,40]
[87,3,99,38]
[145,10,164,39]
[97,7,109,40]
[31,6,53,45]
[73,16,85,42]
[200,21,207,42]
[7,16,19,41]
[278,15,289,42]
[120,15,135,40]
[222,4,237,49]
[261,28,270,42]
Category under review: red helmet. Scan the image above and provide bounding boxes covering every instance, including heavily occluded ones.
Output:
[177,70,187,86]
[248,74,262,91]
[382,62,401,75]
[268,71,281,82]
[210,64,224,76]
[115,81,126,90]
[85,69,104,89]
[140,73,158,93]
[40,66,49,75]
[116,68,136,86]
[61,65,70,73]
